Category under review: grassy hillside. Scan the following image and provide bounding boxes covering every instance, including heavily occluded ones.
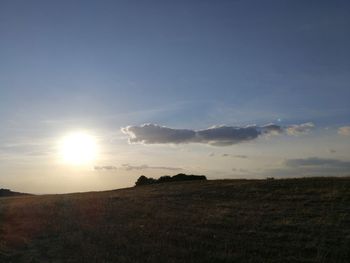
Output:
[1,177,350,262]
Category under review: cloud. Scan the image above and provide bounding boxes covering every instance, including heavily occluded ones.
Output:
[222,154,248,158]
[94,164,182,172]
[260,123,283,135]
[235,155,248,159]
[122,123,295,146]
[285,157,350,169]
[121,163,182,171]
[122,123,314,146]
[121,124,195,144]
[94,166,118,171]
[338,126,350,136]
[196,125,261,146]
[286,122,315,135]
[122,164,148,171]
[265,157,350,178]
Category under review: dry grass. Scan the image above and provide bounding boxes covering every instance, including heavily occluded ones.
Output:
[1,177,350,262]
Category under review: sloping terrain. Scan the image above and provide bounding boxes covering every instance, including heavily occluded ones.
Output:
[0,177,350,262]
[0,188,30,197]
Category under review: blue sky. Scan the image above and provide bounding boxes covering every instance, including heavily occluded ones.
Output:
[1,1,350,193]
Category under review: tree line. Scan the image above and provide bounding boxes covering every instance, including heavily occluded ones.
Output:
[135,173,207,186]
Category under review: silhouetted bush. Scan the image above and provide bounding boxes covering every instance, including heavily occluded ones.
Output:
[135,174,207,186]
[172,173,207,181]
[135,175,157,186]
[158,176,172,183]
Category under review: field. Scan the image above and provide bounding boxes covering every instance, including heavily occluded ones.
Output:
[1,177,350,262]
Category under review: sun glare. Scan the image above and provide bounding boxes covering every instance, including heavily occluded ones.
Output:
[59,132,98,165]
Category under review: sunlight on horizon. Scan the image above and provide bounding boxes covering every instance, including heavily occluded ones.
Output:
[58,131,99,166]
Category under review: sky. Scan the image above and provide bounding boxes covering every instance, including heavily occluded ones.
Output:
[1,0,350,194]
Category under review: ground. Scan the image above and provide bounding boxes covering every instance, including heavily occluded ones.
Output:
[1,177,350,262]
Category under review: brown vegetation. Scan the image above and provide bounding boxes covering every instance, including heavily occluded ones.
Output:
[1,177,350,262]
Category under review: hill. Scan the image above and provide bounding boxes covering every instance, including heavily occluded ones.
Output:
[1,177,350,262]
[0,188,30,197]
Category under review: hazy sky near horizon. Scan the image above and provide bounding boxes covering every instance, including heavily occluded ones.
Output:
[1,0,350,193]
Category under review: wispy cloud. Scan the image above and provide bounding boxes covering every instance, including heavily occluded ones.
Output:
[0,141,53,158]
[222,154,248,158]
[94,164,182,172]
[266,157,350,178]
[286,122,315,136]
[121,122,314,146]
[94,166,118,171]
[285,157,350,169]
[121,164,183,171]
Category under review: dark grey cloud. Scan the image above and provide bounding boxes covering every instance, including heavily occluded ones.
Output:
[121,124,195,144]
[122,123,289,146]
[121,123,313,146]
[196,125,261,146]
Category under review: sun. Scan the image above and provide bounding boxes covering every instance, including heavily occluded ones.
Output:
[58,131,98,165]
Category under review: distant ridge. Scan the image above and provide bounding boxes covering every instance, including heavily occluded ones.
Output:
[0,188,31,197]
